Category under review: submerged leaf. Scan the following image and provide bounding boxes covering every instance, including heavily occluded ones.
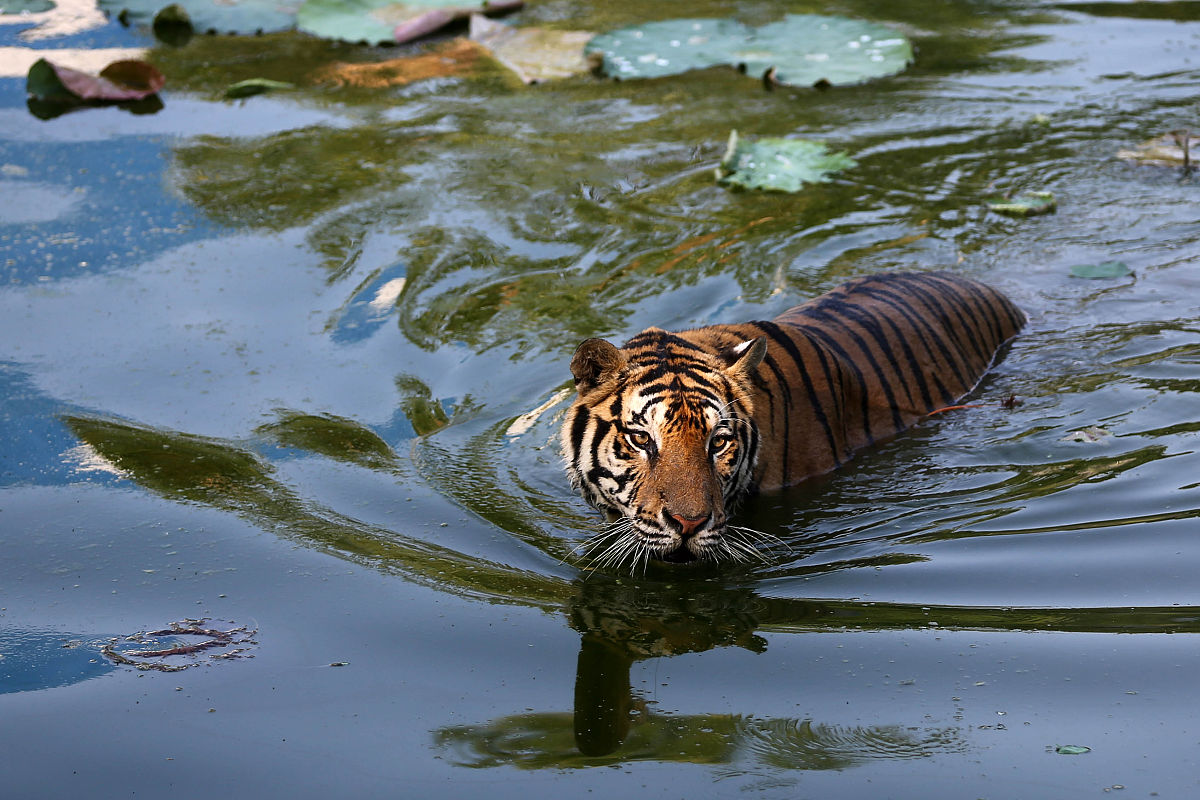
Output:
[1069,261,1132,279]
[223,77,295,99]
[312,38,484,88]
[986,191,1056,217]
[586,15,912,87]
[1117,131,1200,169]
[716,130,856,193]
[468,14,595,83]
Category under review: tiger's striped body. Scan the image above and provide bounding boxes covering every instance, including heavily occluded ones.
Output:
[562,271,1024,566]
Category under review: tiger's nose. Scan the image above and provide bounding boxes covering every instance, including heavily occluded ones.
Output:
[668,512,710,538]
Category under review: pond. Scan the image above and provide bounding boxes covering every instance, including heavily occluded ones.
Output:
[3,0,1200,796]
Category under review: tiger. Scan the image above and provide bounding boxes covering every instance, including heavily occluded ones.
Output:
[561,271,1025,568]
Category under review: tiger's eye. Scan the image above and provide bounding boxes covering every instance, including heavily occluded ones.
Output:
[625,430,652,450]
[710,432,735,453]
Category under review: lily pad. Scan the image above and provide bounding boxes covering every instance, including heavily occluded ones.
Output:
[468,14,596,84]
[586,14,913,88]
[98,0,302,34]
[986,191,1056,217]
[1069,260,1132,279]
[296,0,520,45]
[1055,744,1092,755]
[27,57,164,102]
[716,130,856,193]
[1117,130,1199,169]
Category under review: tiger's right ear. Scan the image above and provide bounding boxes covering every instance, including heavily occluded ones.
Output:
[570,338,626,392]
[719,336,767,378]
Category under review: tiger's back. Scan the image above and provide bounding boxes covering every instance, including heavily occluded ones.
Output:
[691,271,1025,488]
[562,271,1024,565]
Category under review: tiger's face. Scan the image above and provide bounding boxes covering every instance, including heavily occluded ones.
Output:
[561,330,767,568]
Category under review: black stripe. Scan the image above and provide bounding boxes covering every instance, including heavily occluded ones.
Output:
[821,297,933,410]
[899,276,991,366]
[752,321,841,473]
[798,303,907,435]
[925,274,1005,352]
[856,284,969,404]
[569,406,589,462]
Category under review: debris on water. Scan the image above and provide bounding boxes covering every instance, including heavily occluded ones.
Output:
[1061,426,1111,443]
[1117,129,1199,171]
[101,618,257,671]
[986,190,1056,217]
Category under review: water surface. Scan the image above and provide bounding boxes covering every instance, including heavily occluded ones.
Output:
[2,1,1200,797]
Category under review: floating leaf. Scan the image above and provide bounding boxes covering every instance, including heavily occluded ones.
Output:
[313,38,484,88]
[1055,744,1091,755]
[26,57,164,102]
[1069,261,1132,279]
[586,15,913,88]
[1117,130,1200,169]
[468,14,596,84]
[1061,426,1111,443]
[98,0,302,35]
[223,77,295,99]
[716,130,856,193]
[296,0,520,45]
[986,191,1056,217]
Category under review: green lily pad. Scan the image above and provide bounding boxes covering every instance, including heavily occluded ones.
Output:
[1055,744,1092,755]
[1069,260,1132,279]
[586,14,913,88]
[98,0,302,34]
[223,77,295,99]
[468,14,596,84]
[716,130,856,193]
[986,191,1056,217]
[296,0,519,45]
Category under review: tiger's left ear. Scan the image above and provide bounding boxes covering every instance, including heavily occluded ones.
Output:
[570,338,627,393]
[719,337,767,378]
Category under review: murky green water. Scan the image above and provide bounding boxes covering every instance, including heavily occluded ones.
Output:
[3,1,1200,796]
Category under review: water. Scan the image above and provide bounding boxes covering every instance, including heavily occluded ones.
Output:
[2,1,1200,797]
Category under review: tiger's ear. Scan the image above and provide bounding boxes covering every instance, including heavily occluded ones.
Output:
[570,338,626,392]
[719,337,767,378]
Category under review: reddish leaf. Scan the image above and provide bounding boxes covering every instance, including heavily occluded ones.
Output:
[99,60,166,96]
[41,58,164,101]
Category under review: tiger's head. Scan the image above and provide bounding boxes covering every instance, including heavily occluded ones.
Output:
[561,328,767,568]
